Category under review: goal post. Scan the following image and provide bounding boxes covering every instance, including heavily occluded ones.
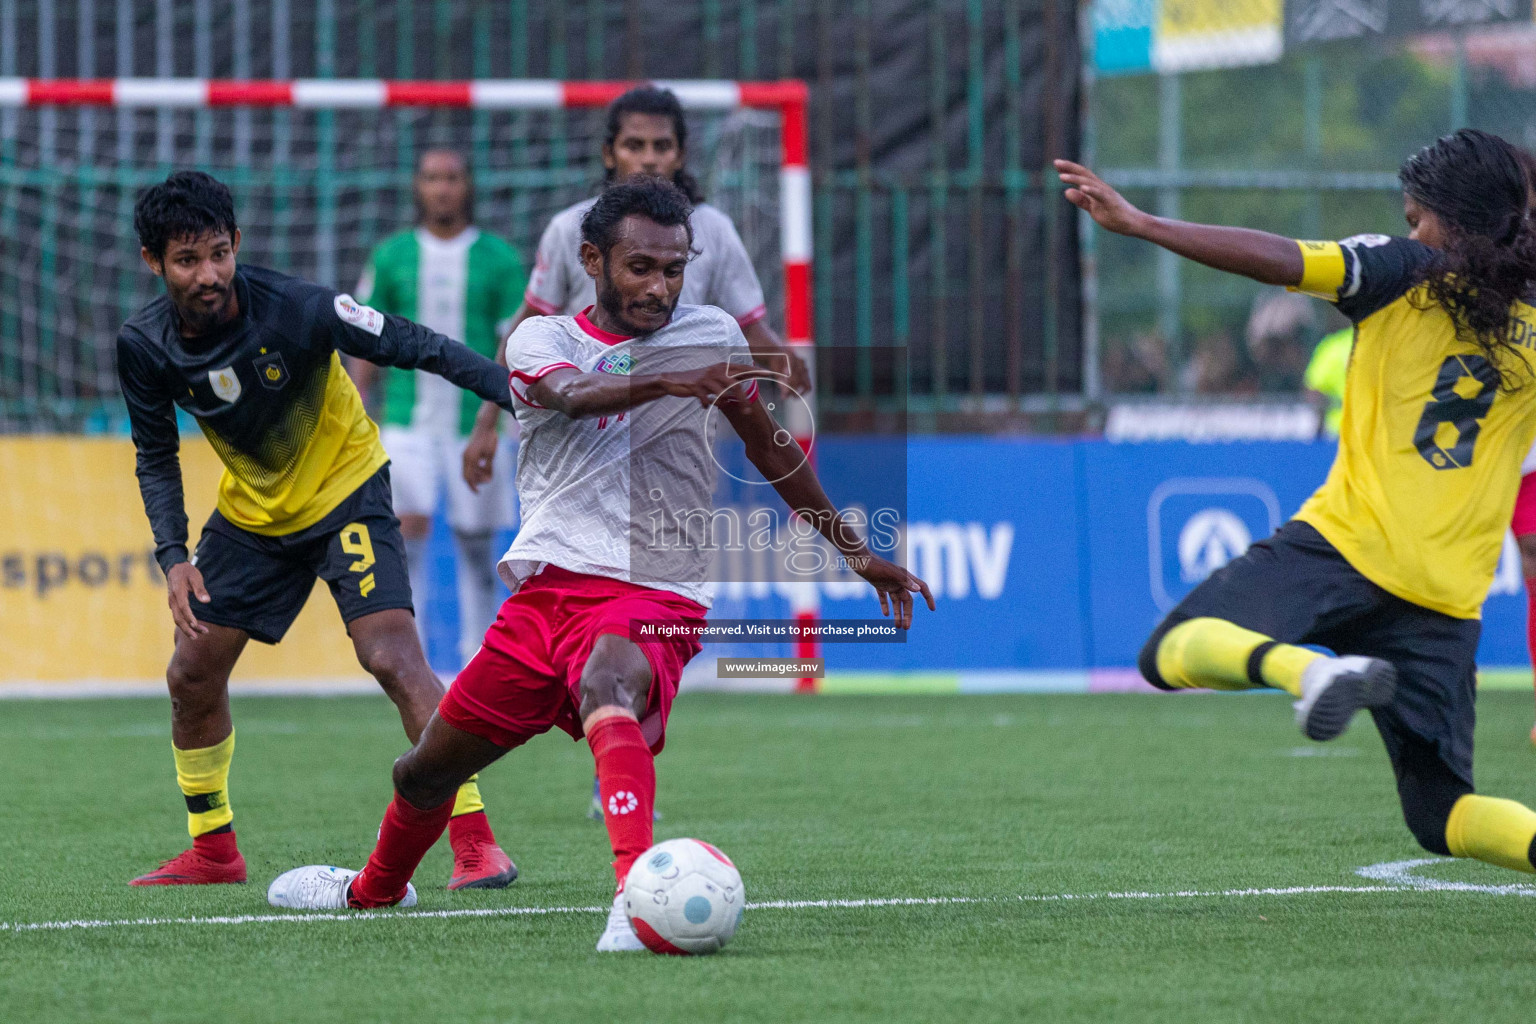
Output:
[0,76,810,361]
[0,77,821,690]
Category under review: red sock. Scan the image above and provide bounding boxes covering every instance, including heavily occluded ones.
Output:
[587,714,655,888]
[192,828,240,863]
[349,793,454,908]
[448,809,495,848]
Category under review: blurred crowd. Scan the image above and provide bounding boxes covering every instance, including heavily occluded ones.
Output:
[1101,291,1351,435]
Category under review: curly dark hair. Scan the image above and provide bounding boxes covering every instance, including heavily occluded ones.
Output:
[581,176,695,257]
[133,170,238,260]
[602,85,705,204]
[1400,129,1536,391]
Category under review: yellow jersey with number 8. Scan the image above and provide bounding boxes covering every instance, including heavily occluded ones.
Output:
[1291,235,1536,619]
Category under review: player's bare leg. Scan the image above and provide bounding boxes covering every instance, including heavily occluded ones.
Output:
[1519,533,1536,745]
[348,608,517,889]
[348,608,441,740]
[578,634,658,952]
[131,624,249,885]
[269,713,509,910]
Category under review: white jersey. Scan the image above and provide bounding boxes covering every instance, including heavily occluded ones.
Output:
[499,303,757,607]
[524,198,767,327]
[404,227,478,435]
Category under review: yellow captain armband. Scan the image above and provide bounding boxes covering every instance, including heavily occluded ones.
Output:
[1291,240,1346,299]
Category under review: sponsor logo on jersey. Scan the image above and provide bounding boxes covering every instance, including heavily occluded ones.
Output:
[334,293,385,336]
[596,351,635,375]
[208,367,242,404]
[253,352,289,390]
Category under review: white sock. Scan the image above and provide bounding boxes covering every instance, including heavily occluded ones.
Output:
[403,535,430,649]
[452,530,499,666]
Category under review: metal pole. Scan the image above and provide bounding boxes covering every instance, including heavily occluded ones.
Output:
[1077,0,1100,402]
[114,0,131,166]
[233,0,251,166]
[1450,32,1469,131]
[271,0,292,270]
[77,0,96,166]
[1303,55,1322,240]
[38,0,55,161]
[194,0,212,166]
[316,0,338,286]
[154,0,172,165]
[0,0,14,423]
[1156,71,1182,389]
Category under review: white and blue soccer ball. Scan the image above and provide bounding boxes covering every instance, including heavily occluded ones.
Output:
[623,838,745,955]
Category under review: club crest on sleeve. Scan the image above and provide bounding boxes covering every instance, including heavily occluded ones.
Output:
[208,367,242,404]
[253,352,288,390]
[334,293,385,336]
[596,351,634,375]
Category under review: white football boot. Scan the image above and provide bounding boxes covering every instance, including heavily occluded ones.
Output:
[595,890,645,952]
[266,865,418,910]
[1294,655,1397,742]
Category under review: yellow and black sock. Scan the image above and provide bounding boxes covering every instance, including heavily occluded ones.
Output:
[1446,794,1536,874]
[1154,617,1318,698]
[173,730,234,838]
[451,776,485,818]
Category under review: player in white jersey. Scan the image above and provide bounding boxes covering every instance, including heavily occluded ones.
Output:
[463,84,810,488]
[350,150,525,668]
[463,84,814,815]
[270,180,934,950]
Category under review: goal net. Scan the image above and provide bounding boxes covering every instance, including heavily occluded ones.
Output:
[0,79,810,432]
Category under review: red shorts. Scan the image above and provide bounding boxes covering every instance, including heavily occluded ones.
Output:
[437,565,706,754]
[1515,472,1536,537]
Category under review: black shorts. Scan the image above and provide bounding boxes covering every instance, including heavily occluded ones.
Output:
[190,468,414,644]
[1142,520,1479,787]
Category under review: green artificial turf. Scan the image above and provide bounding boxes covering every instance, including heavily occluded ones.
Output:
[3,691,1536,1023]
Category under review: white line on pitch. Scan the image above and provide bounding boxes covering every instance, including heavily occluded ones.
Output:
[7,861,1534,935]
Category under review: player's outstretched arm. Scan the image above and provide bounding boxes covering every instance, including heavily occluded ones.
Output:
[527,362,785,421]
[720,398,935,629]
[1054,159,1305,287]
[325,297,514,413]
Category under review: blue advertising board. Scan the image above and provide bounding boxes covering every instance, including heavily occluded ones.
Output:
[417,438,1532,679]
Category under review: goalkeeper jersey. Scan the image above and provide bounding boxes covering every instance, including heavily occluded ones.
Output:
[1291,234,1536,619]
[355,227,525,436]
[117,265,514,570]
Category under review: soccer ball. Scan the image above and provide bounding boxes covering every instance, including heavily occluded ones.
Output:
[623,838,745,955]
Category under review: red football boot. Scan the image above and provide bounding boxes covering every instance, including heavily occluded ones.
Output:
[446,812,518,890]
[130,831,247,886]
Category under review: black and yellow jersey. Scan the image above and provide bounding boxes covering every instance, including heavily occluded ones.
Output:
[117,265,512,571]
[1291,235,1536,619]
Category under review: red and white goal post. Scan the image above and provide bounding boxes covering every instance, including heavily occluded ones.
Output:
[1,77,822,691]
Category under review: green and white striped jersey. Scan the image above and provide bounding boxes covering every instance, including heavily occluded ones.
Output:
[356,226,525,436]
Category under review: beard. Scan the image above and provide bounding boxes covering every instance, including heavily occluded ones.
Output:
[175,281,235,335]
[597,261,676,336]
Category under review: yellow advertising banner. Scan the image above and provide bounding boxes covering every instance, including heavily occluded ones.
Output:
[1154,0,1283,73]
[0,437,371,688]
